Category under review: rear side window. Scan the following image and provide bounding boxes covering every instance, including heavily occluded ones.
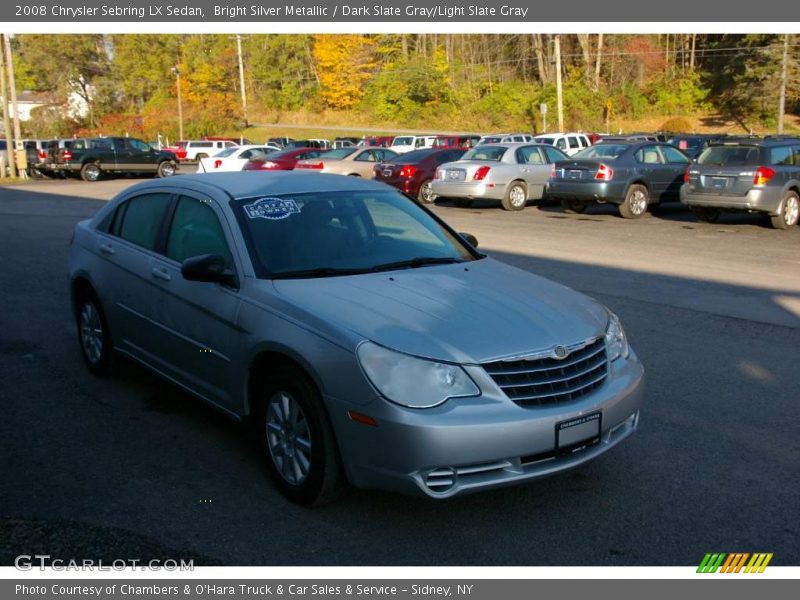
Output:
[166,196,233,268]
[516,146,544,164]
[770,146,794,166]
[698,146,761,166]
[115,193,173,251]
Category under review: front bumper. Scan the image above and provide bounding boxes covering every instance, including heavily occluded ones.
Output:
[546,180,627,204]
[430,180,506,201]
[328,351,645,498]
[680,185,781,213]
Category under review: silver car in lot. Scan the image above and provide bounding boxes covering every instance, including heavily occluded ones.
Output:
[69,172,644,504]
[431,143,569,210]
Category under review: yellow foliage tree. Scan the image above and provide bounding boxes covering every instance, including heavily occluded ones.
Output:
[313,35,376,109]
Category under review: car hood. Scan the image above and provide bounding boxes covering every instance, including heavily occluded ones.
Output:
[271,257,608,364]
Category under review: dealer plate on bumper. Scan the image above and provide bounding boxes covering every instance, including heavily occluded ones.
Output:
[556,411,601,453]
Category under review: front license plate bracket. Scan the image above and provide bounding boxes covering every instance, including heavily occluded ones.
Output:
[556,411,601,455]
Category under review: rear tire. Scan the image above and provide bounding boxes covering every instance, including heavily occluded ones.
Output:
[501,181,528,211]
[254,366,345,506]
[75,287,113,377]
[770,191,799,229]
[417,179,435,204]
[619,184,649,219]
[156,161,176,178]
[80,162,102,182]
[560,198,587,214]
[691,206,721,223]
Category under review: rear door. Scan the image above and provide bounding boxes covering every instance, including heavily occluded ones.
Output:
[95,191,174,361]
[515,145,550,198]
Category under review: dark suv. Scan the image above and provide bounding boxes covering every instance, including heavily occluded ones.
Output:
[681,137,800,229]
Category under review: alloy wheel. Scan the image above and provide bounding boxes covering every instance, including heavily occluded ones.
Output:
[266,391,312,485]
[79,302,104,365]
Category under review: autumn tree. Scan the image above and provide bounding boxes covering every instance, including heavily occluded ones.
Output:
[313,35,376,109]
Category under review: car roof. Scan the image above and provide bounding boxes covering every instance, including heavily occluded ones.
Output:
[125,171,393,200]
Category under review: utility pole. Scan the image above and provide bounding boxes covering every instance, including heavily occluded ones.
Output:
[0,35,10,179]
[172,66,184,141]
[2,34,19,178]
[554,35,564,132]
[778,33,789,135]
[235,34,248,128]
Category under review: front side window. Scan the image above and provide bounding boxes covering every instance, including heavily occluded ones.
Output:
[128,139,151,152]
[115,193,173,251]
[660,145,691,165]
[233,191,476,277]
[166,196,233,268]
[543,146,568,163]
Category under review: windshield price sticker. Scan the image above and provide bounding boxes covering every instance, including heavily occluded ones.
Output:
[244,198,300,220]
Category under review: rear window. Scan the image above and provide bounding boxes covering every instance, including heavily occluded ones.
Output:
[393,149,436,164]
[214,147,239,158]
[573,144,628,160]
[319,148,357,160]
[770,146,794,165]
[698,145,761,167]
[479,137,503,145]
[462,146,507,161]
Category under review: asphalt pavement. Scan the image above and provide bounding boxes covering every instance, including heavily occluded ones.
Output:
[1,178,798,566]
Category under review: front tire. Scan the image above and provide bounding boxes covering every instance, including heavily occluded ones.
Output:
[80,162,102,182]
[255,366,345,506]
[770,191,799,229]
[619,184,649,219]
[502,181,528,211]
[75,288,113,377]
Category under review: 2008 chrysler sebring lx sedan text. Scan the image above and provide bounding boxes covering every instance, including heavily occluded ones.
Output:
[68,172,644,505]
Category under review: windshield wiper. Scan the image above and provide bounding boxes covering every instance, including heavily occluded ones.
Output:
[269,267,369,280]
[369,256,465,273]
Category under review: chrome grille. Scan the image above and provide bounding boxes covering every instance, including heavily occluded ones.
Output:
[483,338,608,407]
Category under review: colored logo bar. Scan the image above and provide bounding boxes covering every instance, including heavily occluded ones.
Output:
[697,553,773,573]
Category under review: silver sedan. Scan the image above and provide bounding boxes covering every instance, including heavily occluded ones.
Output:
[431,142,569,210]
[69,172,644,504]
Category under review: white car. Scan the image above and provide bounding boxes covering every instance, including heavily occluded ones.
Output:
[196,145,275,173]
[390,135,436,154]
[183,140,239,161]
[477,133,534,145]
[534,133,592,156]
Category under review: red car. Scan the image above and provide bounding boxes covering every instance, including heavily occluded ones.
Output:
[432,134,481,149]
[373,147,465,203]
[243,147,324,171]
[162,140,188,161]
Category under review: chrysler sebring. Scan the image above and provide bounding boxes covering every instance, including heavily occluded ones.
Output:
[68,172,644,504]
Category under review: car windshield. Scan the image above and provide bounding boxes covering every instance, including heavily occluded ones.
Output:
[213,147,239,158]
[461,146,506,161]
[697,145,761,166]
[320,148,358,160]
[233,190,476,278]
[572,144,629,160]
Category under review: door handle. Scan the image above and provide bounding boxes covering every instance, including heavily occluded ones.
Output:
[99,243,115,255]
[151,267,171,282]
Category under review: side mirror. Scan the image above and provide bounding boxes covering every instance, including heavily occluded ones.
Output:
[459,232,479,248]
[181,254,238,288]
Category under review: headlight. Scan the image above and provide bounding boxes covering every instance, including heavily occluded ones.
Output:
[605,311,630,361]
[357,342,479,409]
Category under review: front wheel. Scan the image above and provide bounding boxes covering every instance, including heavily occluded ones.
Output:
[619,184,649,219]
[770,191,799,229]
[255,366,345,506]
[157,161,176,178]
[502,181,528,211]
[80,162,102,182]
[75,289,113,376]
[417,179,435,204]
